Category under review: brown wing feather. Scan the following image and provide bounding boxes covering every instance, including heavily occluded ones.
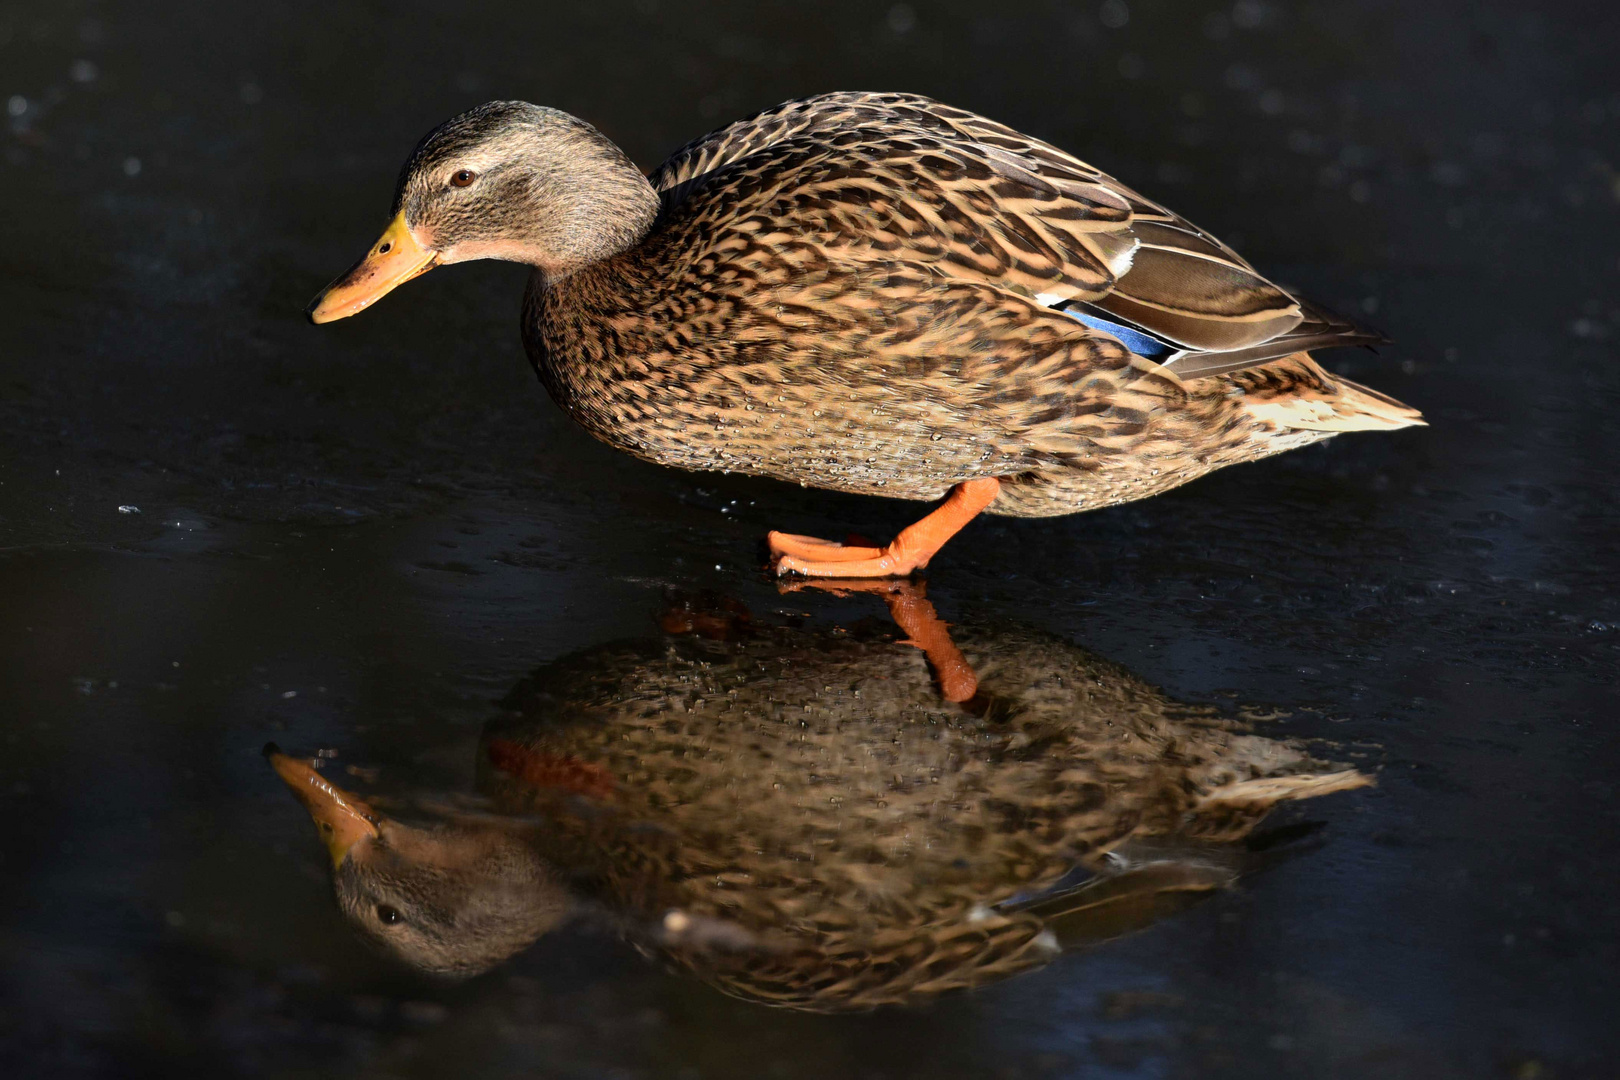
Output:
[649,92,1381,378]
[1164,301,1389,381]
[656,134,1132,304]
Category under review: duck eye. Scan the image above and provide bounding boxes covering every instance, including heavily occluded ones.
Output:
[450,169,477,188]
[377,904,403,926]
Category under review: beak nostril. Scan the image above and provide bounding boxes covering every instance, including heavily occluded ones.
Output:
[377,242,392,254]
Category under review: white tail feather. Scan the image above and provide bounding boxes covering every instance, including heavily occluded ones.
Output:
[1240,356,1425,433]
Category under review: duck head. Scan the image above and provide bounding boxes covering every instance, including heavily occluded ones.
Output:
[266,745,570,977]
[306,101,658,323]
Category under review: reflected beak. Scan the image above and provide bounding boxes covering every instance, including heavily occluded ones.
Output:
[306,211,437,324]
[266,744,381,868]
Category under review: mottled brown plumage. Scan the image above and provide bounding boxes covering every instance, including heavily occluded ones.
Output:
[309,92,1423,565]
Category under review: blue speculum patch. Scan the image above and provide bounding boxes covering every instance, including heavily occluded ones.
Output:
[1064,309,1175,361]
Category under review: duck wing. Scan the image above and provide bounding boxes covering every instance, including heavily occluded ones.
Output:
[652,91,1137,305]
[649,91,1384,377]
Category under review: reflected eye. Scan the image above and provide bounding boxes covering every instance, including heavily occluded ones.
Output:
[450,169,477,188]
[377,904,403,926]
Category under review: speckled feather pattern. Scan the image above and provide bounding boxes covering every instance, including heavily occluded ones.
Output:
[524,92,1419,517]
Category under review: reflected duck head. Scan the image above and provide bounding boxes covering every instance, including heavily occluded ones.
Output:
[266,746,569,978]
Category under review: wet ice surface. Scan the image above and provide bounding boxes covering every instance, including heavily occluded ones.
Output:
[2,0,1618,1076]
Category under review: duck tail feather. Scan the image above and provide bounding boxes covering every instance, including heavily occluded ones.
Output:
[1235,353,1426,432]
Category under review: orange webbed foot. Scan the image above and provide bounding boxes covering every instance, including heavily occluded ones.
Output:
[767,532,887,567]
[768,478,1001,579]
[770,534,924,578]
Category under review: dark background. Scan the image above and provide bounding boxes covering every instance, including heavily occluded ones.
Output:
[2,0,1617,1076]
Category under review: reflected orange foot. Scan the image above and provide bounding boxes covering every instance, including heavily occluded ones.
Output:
[881,583,979,702]
[779,578,979,702]
[769,478,1002,579]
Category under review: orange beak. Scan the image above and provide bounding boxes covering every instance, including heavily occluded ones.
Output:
[266,745,381,868]
[306,211,437,324]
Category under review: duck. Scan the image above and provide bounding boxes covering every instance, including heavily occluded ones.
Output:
[306,91,1423,577]
[269,583,1370,1010]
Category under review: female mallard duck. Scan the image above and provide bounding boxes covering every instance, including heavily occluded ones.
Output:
[308,92,1422,576]
[269,586,1369,1009]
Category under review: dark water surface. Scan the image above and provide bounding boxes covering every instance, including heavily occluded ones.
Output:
[3,0,1618,1076]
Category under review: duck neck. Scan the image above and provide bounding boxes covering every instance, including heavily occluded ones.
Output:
[533,163,660,281]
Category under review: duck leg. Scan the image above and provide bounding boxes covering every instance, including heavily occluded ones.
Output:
[769,478,1001,578]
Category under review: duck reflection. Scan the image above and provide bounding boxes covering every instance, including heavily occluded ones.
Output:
[269,583,1368,1011]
